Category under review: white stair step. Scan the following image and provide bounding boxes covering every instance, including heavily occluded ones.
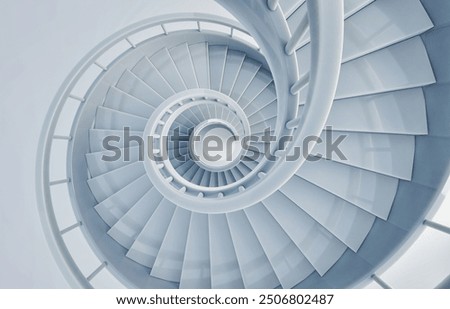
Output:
[226,109,240,127]
[179,213,211,288]
[286,2,307,35]
[243,84,276,114]
[238,69,273,107]
[217,172,227,187]
[280,177,375,252]
[95,174,151,227]
[116,70,165,107]
[245,204,315,288]
[280,0,304,18]
[241,158,259,171]
[313,131,415,180]
[297,159,398,219]
[230,59,261,102]
[344,0,432,62]
[191,168,206,185]
[230,167,243,181]
[235,162,251,177]
[104,87,155,118]
[174,112,197,128]
[209,214,244,288]
[250,116,277,134]
[170,154,188,170]
[200,171,211,188]
[247,100,278,125]
[209,45,228,92]
[296,0,433,73]
[94,106,147,131]
[86,146,142,178]
[169,43,199,89]
[151,207,191,282]
[189,42,210,89]
[224,170,236,184]
[126,199,176,268]
[263,191,347,276]
[173,105,200,125]
[344,0,375,18]
[209,172,219,187]
[287,0,373,35]
[169,145,189,161]
[190,104,209,122]
[132,57,175,99]
[150,48,187,92]
[300,37,435,101]
[108,187,163,249]
[176,109,201,127]
[175,161,196,176]
[227,210,280,288]
[324,88,428,135]
[89,129,142,153]
[221,50,246,96]
[87,161,145,203]
[183,164,201,181]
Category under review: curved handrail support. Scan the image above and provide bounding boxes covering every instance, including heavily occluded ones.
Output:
[178,0,344,211]
[288,0,345,159]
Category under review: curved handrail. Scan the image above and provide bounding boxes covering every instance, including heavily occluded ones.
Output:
[155,0,344,211]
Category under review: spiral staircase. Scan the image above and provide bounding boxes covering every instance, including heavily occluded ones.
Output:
[35,0,450,288]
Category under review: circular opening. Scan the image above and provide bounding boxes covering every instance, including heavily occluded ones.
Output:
[190,119,243,171]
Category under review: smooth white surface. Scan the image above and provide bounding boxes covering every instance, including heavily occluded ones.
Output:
[296,0,433,73]
[179,213,211,288]
[263,191,347,276]
[227,210,280,288]
[245,204,315,288]
[280,176,375,252]
[151,207,191,282]
[107,187,162,249]
[297,158,398,219]
[126,199,176,267]
[208,214,244,288]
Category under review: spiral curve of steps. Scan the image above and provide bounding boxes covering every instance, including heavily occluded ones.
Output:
[36,0,450,289]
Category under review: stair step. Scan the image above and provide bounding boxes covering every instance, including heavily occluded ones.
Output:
[297,158,398,219]
[151,207,191,282]
[245,204,315,288]
[126,199,176,268]
[94,174,150,227]
[87,161,145,203]
[227,210,280,288]
[280,177,375,251]
[263,191,347,275]
[108,187,163,249]
[313,131,415,180]
[179,213,211,288]
[209,214,244,288]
